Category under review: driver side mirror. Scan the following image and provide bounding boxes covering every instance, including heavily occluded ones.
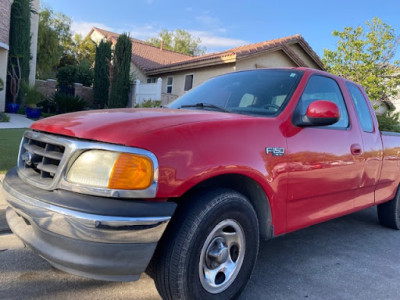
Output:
[294,100,340,127]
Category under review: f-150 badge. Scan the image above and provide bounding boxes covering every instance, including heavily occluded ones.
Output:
[266,147,285,156]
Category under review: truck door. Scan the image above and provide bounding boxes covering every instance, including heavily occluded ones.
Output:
[345,82,383,208]
[286,75,364,232]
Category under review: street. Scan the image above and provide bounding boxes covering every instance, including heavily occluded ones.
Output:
[1,206,400,299]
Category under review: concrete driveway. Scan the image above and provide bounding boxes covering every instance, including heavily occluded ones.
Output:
[1,204,400,299]
[0,113,33,129]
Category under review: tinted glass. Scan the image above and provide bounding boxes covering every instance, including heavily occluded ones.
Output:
[299,75,349,128]
[168,69,303,117]
[184,75,193,91]
[346,83,374,132]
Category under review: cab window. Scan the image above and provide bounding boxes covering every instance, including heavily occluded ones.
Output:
[346,82,374,132]
[299,75,349,128]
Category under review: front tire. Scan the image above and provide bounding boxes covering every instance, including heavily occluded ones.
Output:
[152,189,259,300]
[377,186,400,229]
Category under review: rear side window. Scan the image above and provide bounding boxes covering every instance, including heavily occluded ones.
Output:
[346,83,374,132]
[299,75,349,128]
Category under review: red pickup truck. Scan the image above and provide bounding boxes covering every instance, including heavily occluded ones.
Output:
[3,68,400,299]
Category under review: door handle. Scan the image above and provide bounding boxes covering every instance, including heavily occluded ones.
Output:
[351,144,362,156]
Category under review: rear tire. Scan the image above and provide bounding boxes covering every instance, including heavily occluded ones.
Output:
[152,189,259,300]
[377,187,400,229]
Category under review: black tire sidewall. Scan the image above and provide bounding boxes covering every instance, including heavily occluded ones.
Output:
[179,191,259,300]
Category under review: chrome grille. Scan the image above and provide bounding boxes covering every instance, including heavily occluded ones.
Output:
[18,132,65,187]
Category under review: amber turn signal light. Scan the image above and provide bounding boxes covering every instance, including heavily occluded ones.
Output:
[108,153,153,190]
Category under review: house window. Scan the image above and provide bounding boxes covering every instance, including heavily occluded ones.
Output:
[184,74,194,91]
[147,78,157,83]
[167,77,173,94]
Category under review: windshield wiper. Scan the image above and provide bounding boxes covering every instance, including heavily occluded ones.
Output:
[180,103,230,113]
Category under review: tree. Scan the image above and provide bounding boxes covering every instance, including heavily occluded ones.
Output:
[37,8,64,78]
[93,40,112,108]
[56,60,94,87]
[8,0,31,82]
[37,7,96,78]
[147,29,206,56]
[323,17,400,103]
[60,34,96,67]
[376,110,400,132]
[72,34,96,64]
[109,33,132,108]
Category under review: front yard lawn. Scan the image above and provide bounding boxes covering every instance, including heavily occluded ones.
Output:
[0,128,26,174]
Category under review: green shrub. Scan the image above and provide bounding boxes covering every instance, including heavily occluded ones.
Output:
[0,112,10,122]
[50,92,87,113]
[38,98,55,113]
[135,100,162,108]
[56,65,76,86]
[56,61,94,87]
[376,110,400,132]
[75,59,94,87]
[0,78,4,91]
[17,106,25,114]
[21,81,45,107]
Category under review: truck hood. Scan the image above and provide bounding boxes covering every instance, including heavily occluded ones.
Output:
[31,108,243,146]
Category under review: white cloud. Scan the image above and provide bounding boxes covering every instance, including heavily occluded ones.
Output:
[126,24,159,40]
[71,21,114,36]
[190,31,248,50]
[195,14,226,33]
[70,20,248,53]
[196,15,220,27]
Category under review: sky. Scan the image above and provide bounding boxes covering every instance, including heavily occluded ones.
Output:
[45,0,400,59]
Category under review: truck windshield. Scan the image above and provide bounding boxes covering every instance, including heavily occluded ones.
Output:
[168,69,303,117]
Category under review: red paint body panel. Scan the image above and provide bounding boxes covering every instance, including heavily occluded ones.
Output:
[31,108,241,146]
[30,68,400,237]
[306,100,340,119]
[376,133,400,204]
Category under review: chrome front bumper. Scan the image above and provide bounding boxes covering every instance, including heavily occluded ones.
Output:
[2,168,176,281]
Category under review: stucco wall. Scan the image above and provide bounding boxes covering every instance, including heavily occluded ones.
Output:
[90,30,107,45]
[158,63,236,98]
[131,63,146,83]
[289,44,321,70]
[236,50,297,70]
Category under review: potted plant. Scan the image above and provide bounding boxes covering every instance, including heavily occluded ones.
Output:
[23,83,45,119]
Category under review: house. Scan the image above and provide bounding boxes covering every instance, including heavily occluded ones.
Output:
[0,0,14,112]
[0,0,39,112]
[88,27,324,105]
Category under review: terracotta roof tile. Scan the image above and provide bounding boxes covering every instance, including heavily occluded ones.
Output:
[145,34,324,71]
[92,28,324,73]
[92,27,193,71]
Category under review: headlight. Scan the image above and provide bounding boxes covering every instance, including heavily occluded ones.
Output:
[66,150,154,190]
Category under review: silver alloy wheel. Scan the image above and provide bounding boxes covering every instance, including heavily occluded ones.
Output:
[199,219,245,294]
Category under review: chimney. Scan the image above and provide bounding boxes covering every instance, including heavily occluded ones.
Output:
[160,40,164,51]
